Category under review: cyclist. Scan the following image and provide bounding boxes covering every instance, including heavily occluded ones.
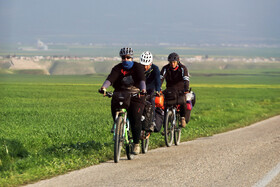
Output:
[99,47,146,155]
[139,51,161,132]
[160,52,190,127]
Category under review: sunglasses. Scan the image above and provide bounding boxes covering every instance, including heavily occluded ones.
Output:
[122,56,132,60]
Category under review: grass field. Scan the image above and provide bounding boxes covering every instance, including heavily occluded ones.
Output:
[0,70,280,186]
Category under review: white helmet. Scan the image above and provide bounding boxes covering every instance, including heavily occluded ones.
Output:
[140,51,153,65]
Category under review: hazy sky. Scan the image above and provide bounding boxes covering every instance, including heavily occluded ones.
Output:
[1,0,280,45]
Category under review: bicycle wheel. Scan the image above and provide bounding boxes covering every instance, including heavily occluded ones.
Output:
[125,119,134,160]
[164,110,174,147]
[174,113,181,145]
[141,132,150,153]
[125,140,134,160]
[114,116,124,163]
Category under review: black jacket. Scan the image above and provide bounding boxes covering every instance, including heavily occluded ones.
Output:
[160,63,189,92]
[106,62,146,92]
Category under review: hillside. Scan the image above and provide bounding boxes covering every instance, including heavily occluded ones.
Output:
[0,55,280,75]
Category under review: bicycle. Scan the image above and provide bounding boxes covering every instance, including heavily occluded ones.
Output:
[103,91,135,163]
[163,104,182,147]
[163,90,186,147]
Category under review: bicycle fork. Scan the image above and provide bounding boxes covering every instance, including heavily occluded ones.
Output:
[169,108,177,128]
[113,110,130,144]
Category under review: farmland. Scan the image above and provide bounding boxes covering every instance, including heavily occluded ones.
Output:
[1,68,280,186]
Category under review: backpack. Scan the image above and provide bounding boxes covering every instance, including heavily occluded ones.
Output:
[154,107,164,132]
[141,100,154,132]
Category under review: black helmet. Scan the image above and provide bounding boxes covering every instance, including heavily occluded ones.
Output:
[168,52,179,62]
[119,47,133,57]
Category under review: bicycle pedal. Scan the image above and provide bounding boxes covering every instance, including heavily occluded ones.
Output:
[145,132,151,139]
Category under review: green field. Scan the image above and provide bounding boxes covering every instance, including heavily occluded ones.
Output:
[1,70,280,186]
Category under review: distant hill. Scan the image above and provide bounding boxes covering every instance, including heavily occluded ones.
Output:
[1,56,280,75]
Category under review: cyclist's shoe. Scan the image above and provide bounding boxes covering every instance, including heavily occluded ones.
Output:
[132,144,140,155]
[180,117,186,128]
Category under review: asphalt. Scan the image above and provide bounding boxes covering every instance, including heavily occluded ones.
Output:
[25,115,280,187]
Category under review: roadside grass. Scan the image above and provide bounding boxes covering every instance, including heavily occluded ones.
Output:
[0,72,280,186]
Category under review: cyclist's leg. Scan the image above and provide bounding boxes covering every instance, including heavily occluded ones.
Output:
[128,97,145,144]
[180,104,191,124]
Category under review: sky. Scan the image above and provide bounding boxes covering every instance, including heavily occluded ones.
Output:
[0,0,280,45]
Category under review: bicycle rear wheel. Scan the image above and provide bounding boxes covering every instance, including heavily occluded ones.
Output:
[174,113,181,145]
[125,132,134,160]
[164,110,174,147]
[141,132,150,153]
[125,140,134,160]
[114,116,124,163]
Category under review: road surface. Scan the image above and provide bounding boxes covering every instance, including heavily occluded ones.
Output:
[26,115,280,187]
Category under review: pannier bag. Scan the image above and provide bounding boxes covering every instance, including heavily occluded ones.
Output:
[155,94,164,109]
[163,90,186,106]
[112,91,131,109]
[142,100,154,131]
[191,91,196,107]
[185,91,196,107]
[154,107,164,132]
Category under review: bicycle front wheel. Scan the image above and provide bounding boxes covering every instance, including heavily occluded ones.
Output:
[174,113,182,145]
[114,116,124,163]
[164,110,174,147]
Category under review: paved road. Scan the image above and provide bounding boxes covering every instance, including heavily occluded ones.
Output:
[26,116,280,187]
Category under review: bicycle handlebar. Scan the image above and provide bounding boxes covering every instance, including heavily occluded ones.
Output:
[98,89,145,98]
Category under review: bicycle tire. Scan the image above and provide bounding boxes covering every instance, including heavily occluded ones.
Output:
[174,113,181,145]
[114,116,124,163]
[125,141,134,160]
[164,110,174,147]
[141,134,149,153]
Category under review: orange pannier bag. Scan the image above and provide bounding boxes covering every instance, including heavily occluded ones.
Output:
[155,94,164,109]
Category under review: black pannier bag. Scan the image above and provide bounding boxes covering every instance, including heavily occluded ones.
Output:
[163,90,186,106]
[142,100,154,131]
[154,107,164,132]
[112,91,131,109]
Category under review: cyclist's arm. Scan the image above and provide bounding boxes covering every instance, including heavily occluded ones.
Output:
[182,66,190,92]
[100,64,120,92]
[135,62,146,93]
[140,80,146,93]
[101,80,111,89]
[154,65,161,92]
[160,66,166,86]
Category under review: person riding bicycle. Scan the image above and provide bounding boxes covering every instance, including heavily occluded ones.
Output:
[160,52,190,128]
[139,51,161,132]
[99,47,146,155]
